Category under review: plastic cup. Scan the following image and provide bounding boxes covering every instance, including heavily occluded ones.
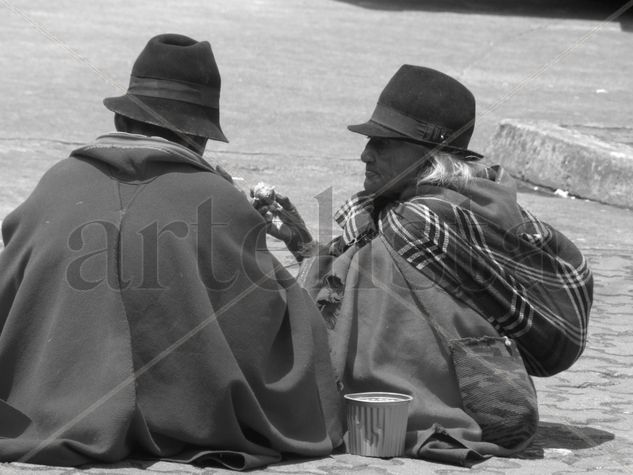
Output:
[344,392,413,458]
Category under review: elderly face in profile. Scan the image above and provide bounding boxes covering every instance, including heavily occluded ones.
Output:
[360,137,429,198]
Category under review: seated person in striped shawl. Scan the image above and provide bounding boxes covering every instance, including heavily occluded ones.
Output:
[255,65,593,466]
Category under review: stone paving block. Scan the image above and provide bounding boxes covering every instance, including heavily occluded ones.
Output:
[485,120,633,209]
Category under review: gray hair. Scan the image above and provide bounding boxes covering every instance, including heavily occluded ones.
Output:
[416,150,476,189]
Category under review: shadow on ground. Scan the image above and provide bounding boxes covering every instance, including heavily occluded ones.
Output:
[333,0,633,31]
[516,422,614,459]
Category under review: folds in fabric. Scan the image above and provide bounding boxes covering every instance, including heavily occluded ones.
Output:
[298,166,592,464]
[298,238,538,465]
[0,134,342,468]
[0,400,31,438]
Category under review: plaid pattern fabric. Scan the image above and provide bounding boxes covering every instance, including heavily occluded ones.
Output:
[335,191,593,377]
[334,191,377,247]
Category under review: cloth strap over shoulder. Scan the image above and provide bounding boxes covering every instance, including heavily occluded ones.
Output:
[394,262,538,451]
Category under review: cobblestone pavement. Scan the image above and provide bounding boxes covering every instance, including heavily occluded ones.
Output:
[1,0,633,473]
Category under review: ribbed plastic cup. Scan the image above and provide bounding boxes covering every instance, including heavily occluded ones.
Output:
[344,392,412,458]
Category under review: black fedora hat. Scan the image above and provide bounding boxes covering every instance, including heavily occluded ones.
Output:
[104,33,227,142]
[348,65,482,160]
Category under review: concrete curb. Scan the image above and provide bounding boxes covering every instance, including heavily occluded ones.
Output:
[484,120,633,209]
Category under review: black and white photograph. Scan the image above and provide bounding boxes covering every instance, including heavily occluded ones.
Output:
[1,1,632,473]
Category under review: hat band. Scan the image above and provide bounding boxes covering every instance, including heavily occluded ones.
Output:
[372,103,454,144]
[127,76,219,108]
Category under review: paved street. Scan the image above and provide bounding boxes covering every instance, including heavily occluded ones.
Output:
[1,0,633,473]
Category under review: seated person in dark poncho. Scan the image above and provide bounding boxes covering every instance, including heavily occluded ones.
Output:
[0,34,342,469]
[258,65,594,466]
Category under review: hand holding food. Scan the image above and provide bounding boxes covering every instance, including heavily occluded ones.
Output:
[249,182,314,261]
[252,181,277,206]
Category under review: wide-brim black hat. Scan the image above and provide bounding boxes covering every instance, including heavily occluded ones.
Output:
[348,65,482,160]
[104,33,227,142]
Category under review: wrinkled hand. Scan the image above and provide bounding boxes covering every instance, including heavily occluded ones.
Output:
[250,190,313,260]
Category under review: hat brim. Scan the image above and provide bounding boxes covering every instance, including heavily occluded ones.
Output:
[348,120,483,161]
[104,94,228,143]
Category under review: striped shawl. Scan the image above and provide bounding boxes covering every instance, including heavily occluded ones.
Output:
[333,168,593,377]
